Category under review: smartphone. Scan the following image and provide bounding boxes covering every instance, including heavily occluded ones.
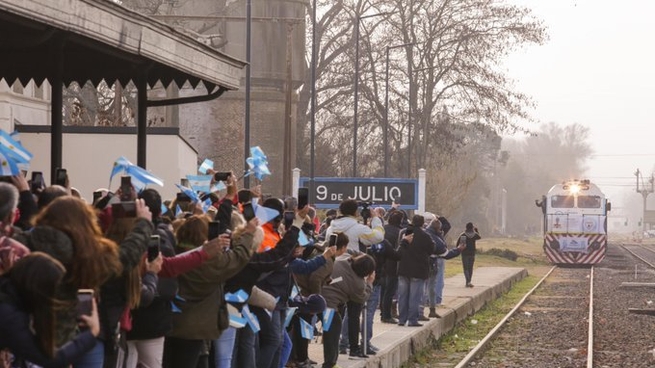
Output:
[214,172,231,182]
[176,192,191,203]
[329,233,338,247]
[394,196,402,205]
[459,235,467,246]
[92,191,103,204]
[404,226,414,236]
[147,235,160,262]
[180,178,189,187]
[111,202,136,218]
[283,211,295,230]
[242,203,256,222]
[55,168,67,187]
[208,221,228,241]
[120,176,132,202]
[75,289,94,318]
[297,187,309,209]
[31,171,44,193]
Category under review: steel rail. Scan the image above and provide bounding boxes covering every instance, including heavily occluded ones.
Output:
[621,244,655,269]
[587,266,594,368]
[452,266,557,368]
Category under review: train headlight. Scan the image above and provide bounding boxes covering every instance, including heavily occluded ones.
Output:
[570,184,581,194]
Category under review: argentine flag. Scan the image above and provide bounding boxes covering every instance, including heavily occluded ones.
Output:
[186,175,212,193]
[322,308,336,332]
[299,318,314,340]
[0,130,32,164]
[241,305,261,333]
[225,289,249,303]
[198,158,214,174]
[284,307,298,329]
[0,146,20,176]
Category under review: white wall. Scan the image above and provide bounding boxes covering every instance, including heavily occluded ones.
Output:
[20,132,197,201]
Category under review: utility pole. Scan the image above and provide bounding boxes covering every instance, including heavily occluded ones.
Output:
[282,23,294,195]
[635,169,654,233]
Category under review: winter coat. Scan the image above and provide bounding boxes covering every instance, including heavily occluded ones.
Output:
[0,278,96,368]
[295,252,334,296]
[128,223,211,341]
[381,224,403,278]
[325,216,384,252]
[320,254,372,309]
[426,226,461,259]
[168,230,256,340]
[458,230,481,256]
[397,227,435,280]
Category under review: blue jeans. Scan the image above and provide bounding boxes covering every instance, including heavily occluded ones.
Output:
[73,339,104,368]
[435,258,445,305]
[255,308,283,368]
[278,329,292,368]
[425,258,445,307]
[231,325,257,368]
[361,285,381,347]
[214,327,236,368]
[398,276,425,325]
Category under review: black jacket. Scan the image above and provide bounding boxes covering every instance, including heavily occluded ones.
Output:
[367,239,401,285]
[458,230,481,256]
[397,227,435,280]
[0,278,96,368]
[127,222,178,340]
[381,224,402,278]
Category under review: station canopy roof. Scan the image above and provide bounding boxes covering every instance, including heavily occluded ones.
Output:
[0,0,246,91]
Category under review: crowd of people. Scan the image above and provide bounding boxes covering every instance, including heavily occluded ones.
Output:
[0,168,481,368]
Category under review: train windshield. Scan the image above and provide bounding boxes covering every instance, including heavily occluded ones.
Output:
[577,195,602,208]
[551,195,575,208]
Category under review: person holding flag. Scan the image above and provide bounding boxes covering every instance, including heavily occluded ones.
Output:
[320,254,376,366]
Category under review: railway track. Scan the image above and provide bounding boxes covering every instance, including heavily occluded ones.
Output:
[456,266,594,368]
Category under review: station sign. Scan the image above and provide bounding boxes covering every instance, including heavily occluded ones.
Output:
[299,177,418,210]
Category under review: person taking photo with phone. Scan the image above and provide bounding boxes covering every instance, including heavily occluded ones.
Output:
[458,222,482,288]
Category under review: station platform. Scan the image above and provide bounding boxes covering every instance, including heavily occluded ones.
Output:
[306,267,528,368]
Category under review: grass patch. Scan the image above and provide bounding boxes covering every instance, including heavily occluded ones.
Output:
[478,248,518,261]
[402,275,542,368]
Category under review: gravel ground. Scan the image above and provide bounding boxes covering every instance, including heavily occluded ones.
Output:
[467,267,590,368]
[594,244,655,367]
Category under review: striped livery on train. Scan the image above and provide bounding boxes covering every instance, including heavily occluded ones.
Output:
[536,180,611,265]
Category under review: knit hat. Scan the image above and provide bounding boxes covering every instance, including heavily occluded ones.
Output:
[289,293,327,314]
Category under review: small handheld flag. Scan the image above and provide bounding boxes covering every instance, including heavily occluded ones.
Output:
[228,304,247,329]
[299,318,314,340]
[225,289,249,303]
[176,184,201,203]
[175,204,182,217]
[290,285,300,300]
[198,158,214,174]
[187,175,212,194]
[284,307,298,329]
[241,305,261,333]
[322,308,336,332]
[246,146,271,181]
[298,231,310,247]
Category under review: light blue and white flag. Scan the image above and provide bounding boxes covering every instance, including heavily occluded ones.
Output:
[0,146,21,176]
[228,304,247,328]
[161,203,169,215]
[110,156,131,182]
[186,175,212,194]
[299,318,314,340]
[252,198,280,224]
[241,305,261,333]
[176,184,200,203]
[0,130,32,163]
[175,204,182,217]
[198,158,214,174]
[284,307,298,329]
[290,285,300,300]
[298,231,310,247]
[211,181,227,193]
[127,165,164,189]
[246,146,271,181]
[202,198,213,213]
[322,308,336,332]
[225,289,249,303]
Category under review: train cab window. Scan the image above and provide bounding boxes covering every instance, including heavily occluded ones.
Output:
[577,195,601,208]
[551,195,574,208]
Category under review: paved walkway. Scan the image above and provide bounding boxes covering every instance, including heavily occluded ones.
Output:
[306,267,528,368]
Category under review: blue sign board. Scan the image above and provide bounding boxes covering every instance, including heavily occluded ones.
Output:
[299,177,418,210]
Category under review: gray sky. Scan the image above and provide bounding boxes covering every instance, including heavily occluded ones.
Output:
[503,0,655,201]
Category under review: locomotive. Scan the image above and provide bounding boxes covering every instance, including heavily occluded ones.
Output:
[536,179,611,265]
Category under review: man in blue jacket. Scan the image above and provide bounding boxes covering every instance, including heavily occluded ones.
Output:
[424,214,464,318]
